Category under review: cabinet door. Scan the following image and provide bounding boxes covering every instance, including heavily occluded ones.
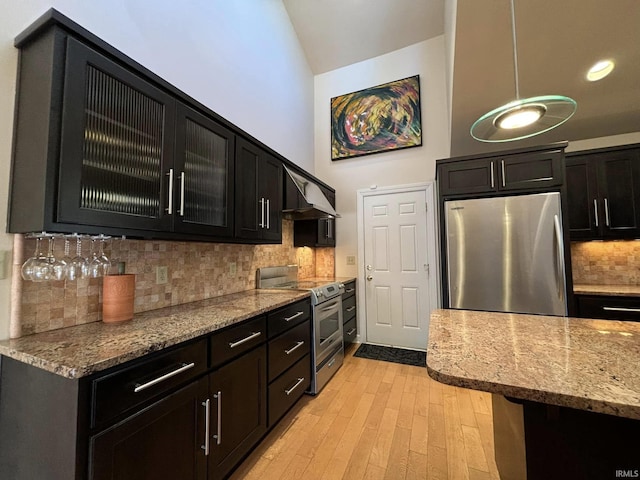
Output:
[566,156,600,239]
[90,378,208,480]
[174,104,235,237]
[438,158,496,195]
[576,295,640,321]
[234,138,262,240]
[209,346,267,480]
[259,154,283,242]
[598,150,640,238]
[58,37,175,231]
[498,150,563,191]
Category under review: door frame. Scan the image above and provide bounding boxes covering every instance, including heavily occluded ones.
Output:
[356,182,441,347]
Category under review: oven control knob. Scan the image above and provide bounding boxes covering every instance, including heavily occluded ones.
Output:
[338,283,345,289]
[316,290,324,297]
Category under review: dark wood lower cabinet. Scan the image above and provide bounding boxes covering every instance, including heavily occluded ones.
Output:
[90,378,208,480]
[575,294,640,321]
[209,345,267,480]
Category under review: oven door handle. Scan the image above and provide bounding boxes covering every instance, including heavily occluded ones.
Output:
[318,301,341,313]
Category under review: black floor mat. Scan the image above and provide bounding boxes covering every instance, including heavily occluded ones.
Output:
[353,343,426,367]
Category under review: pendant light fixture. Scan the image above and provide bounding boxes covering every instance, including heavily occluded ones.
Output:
[470,0,576,142]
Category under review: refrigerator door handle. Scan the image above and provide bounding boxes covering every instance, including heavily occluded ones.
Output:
[553,215,567,304]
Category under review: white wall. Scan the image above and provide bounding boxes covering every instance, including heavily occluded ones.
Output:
[314,37,451,278]
[0,0,314,340]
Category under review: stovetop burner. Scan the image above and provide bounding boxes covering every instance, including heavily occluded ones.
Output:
[256,266,344,305]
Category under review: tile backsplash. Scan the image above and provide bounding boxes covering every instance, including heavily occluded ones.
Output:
[17,220,335,337]
[571,240,640,285]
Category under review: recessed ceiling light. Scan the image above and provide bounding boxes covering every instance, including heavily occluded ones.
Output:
[587,60,615,81]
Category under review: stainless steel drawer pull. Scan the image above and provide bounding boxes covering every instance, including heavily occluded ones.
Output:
[201,399,210,455]
[228,331,262,348]
[602,306,640,313]
[345,306,356,312]
[133,362,195,393]
[285,377,305,396]
[346,328,356,336]
[284,311,304,322]
[345,288,355,293]
[285,341,304,355]
[213,391,222,445]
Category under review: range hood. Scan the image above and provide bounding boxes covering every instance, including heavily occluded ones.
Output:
[283,166,340,220]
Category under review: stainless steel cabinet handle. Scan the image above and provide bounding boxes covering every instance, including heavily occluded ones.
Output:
[285,341,304,355]
[501,160,506,187]
[603,306,640,313]
[259,198,265,228]
[490,161,495,188]
[284,311,304,322]
[201,399,210,455]
[345,288,355,293]
[346,306,356,312]
[133,362,195,393]
[327,358,336,368]
[346,328,356,336]
[228,331,262,348]
[179,171,185,217]
[213,391,222,445]
[166,168,174,214]
[285,377,305,396]
[593,199,599,227]
[604,198,610,227]
[266,199,270,229]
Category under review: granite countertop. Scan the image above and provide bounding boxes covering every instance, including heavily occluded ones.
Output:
[573,284,640,297]
[0,290,310,380]
[427,309,640,420]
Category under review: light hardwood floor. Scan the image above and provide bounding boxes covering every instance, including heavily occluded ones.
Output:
[230,346,500,480]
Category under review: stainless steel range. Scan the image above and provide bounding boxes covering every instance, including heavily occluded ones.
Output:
[257,265,345,394]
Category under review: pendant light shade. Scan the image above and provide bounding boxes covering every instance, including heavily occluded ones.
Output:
[470,0,576,143]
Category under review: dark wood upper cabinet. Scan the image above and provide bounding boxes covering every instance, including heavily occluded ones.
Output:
[8,12,308,245]
[234,138,282,243]
[173,103,235,238]
[566,145,640,240]
[437,147,564,197]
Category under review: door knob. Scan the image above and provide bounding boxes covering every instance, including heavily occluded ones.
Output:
[366,275,373,281]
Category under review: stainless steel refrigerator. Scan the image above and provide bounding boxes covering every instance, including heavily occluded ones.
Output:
[445,192,568,316]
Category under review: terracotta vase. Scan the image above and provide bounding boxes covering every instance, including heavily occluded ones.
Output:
[102,274,135,323]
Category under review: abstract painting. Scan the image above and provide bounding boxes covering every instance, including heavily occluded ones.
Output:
[331,75,422,160]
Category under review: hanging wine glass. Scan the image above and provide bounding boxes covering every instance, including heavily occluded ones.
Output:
[67,235,88,281]
[31,234,53,282]
[21,235,43,281]
[96,235,111,276]
[60,236,73,280]
[48,235,66,281]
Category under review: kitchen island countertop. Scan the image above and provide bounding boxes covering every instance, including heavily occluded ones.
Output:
[426,308,640,420]
[0,289,310,379]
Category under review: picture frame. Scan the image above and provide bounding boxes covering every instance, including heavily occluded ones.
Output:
[331,75,422,161]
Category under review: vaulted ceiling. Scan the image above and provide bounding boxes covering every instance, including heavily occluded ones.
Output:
[283,0,640,157]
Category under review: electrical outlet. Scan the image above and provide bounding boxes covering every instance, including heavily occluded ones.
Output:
[156,266,168,284]
[346,255,356,266]
[229,262,237,276]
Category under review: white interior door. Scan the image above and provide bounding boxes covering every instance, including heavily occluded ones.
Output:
[362,187,433,350]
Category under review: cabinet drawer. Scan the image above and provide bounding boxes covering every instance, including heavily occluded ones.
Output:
[91,338,207,428]
[343,281,356,299]
[268,320,311,381]
[343,295,356,322]
[343,317,357,346]
[211,316,267,368]
[576,295,640,321]
[268,354,310,426]
[267,299,311,339]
